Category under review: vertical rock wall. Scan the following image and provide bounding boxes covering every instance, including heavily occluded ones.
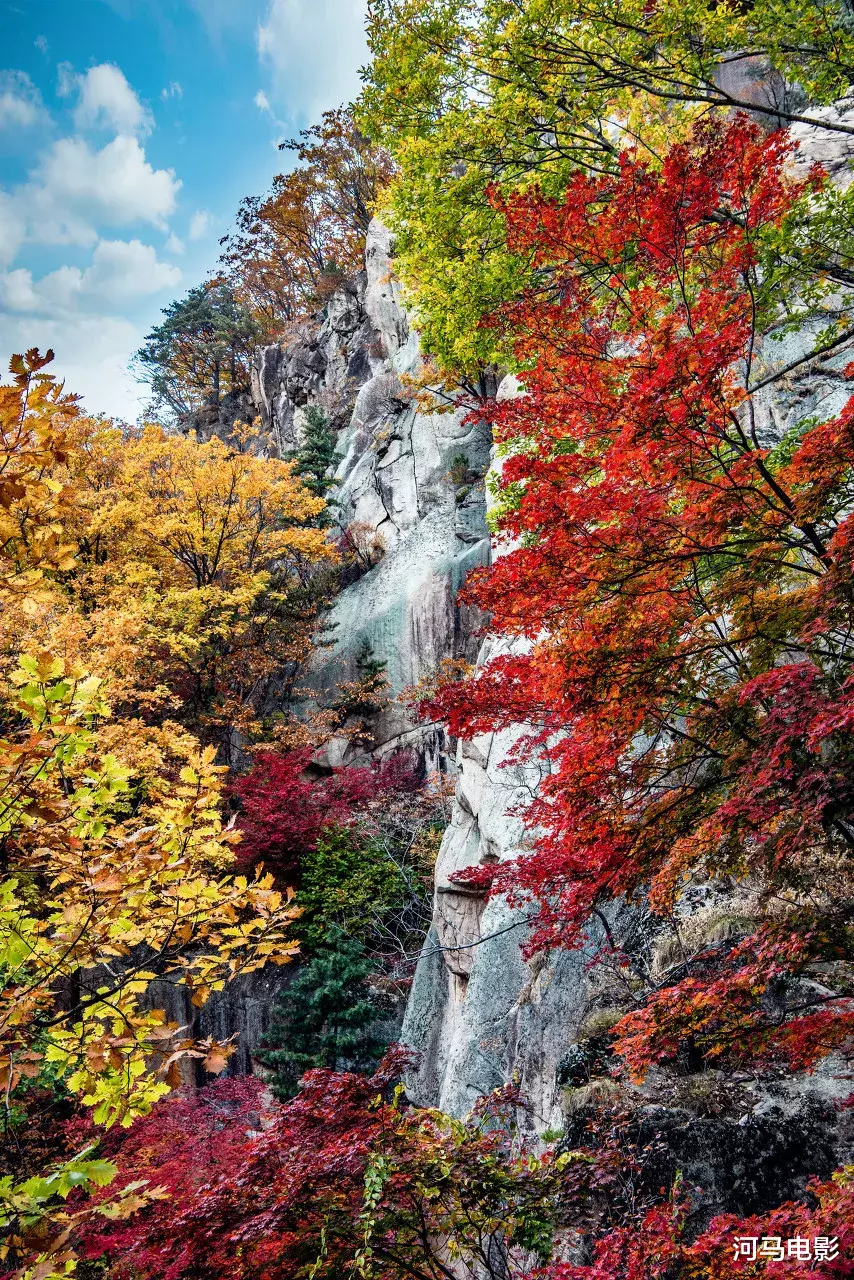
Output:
[400,373,604,1130]
[164,221,494,1069]
[254,219,492,766]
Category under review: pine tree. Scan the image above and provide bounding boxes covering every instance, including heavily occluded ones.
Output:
[134,282,259,425]
[326,639,390,745]
[293,405,340,500]
[256,928,389,1100]
[352,638,388,710]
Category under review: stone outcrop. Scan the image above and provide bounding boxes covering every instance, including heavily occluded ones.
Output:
[401,370,609,1129]
[254,219,492,767]
[155,220,494,1070]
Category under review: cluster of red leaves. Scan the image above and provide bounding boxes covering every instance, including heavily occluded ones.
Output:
[613,923,853,1081]
[75,1052,579,1280]
[426,116,854,1078]
[541,1168,854,1279]
[230,748,415,882]
[74,1059,854,1280]
[66,1078,267,1278]
[75,1063,391,1280]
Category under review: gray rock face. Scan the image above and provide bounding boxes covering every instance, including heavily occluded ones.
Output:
[167,221,494,1071]
[253,224,491,719]
[790,95,854,187]
[251,276,377,452]
[288,220,493,765]
[561,1089,853,1234]
[145,964,298,1081]
[401,372,603,1128]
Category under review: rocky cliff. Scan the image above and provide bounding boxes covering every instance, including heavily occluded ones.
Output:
[247,229,613,1128]
[183,116,854,1214]
[254,220,492,768]
[154,219,493,1073]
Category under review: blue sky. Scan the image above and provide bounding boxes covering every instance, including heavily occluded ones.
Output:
[0,0,368,419]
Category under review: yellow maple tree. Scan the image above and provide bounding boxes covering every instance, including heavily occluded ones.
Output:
[7,401,336,759]
[0,352,312,1278]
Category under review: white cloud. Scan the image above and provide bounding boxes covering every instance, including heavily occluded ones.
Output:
[188,210,211,240]
[0,71,48,131]
[254,89,272,114]
[70,63,153,137]
[56,61,77,99]
[0,64,182,424]
[257,0,368,119]
[0,239,181,315]
[0,310,147,421]
[2,65,179,250]
[0,240,182,421]
[35,36,49,55]
[25,134,181,243]
[161,81,183,101]
[83,238,182,300]
[0,192,25,266]
[0,265,81,314]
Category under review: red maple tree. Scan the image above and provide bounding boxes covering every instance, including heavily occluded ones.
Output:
[76,1053,579,1280]
[230,747,396,882]
[425,116,854,1078]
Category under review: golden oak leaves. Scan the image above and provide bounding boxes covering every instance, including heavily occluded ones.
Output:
[0,350,78,618]
[4,411,336,750]
[0,658,301,1131]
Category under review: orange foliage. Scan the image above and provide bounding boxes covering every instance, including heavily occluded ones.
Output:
[220,107,394,338]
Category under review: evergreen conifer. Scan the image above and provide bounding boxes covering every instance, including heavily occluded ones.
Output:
[256,927,388,1099]
[293,405,340,501]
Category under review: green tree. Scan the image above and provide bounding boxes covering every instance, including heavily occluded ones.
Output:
[134,282,260,426]
[292,405,341,502]
[295,824,405,953]
[324,640,392,746]
[256,928,389,1099]
[349,638,389,712]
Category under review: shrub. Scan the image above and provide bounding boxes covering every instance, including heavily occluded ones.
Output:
[229,747,385,883]
[295,823,409,953]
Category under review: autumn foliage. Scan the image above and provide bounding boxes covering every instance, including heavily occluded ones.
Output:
[426,118,854,1079]
[74,1059,854,1279]
[230,747,393,882]
[76,1055,580,1280]
[8,33,854,1276]
[18,416,335,756]
[541,1173,854,1280]
[0,352,313,1274]
[220,108,394,337]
